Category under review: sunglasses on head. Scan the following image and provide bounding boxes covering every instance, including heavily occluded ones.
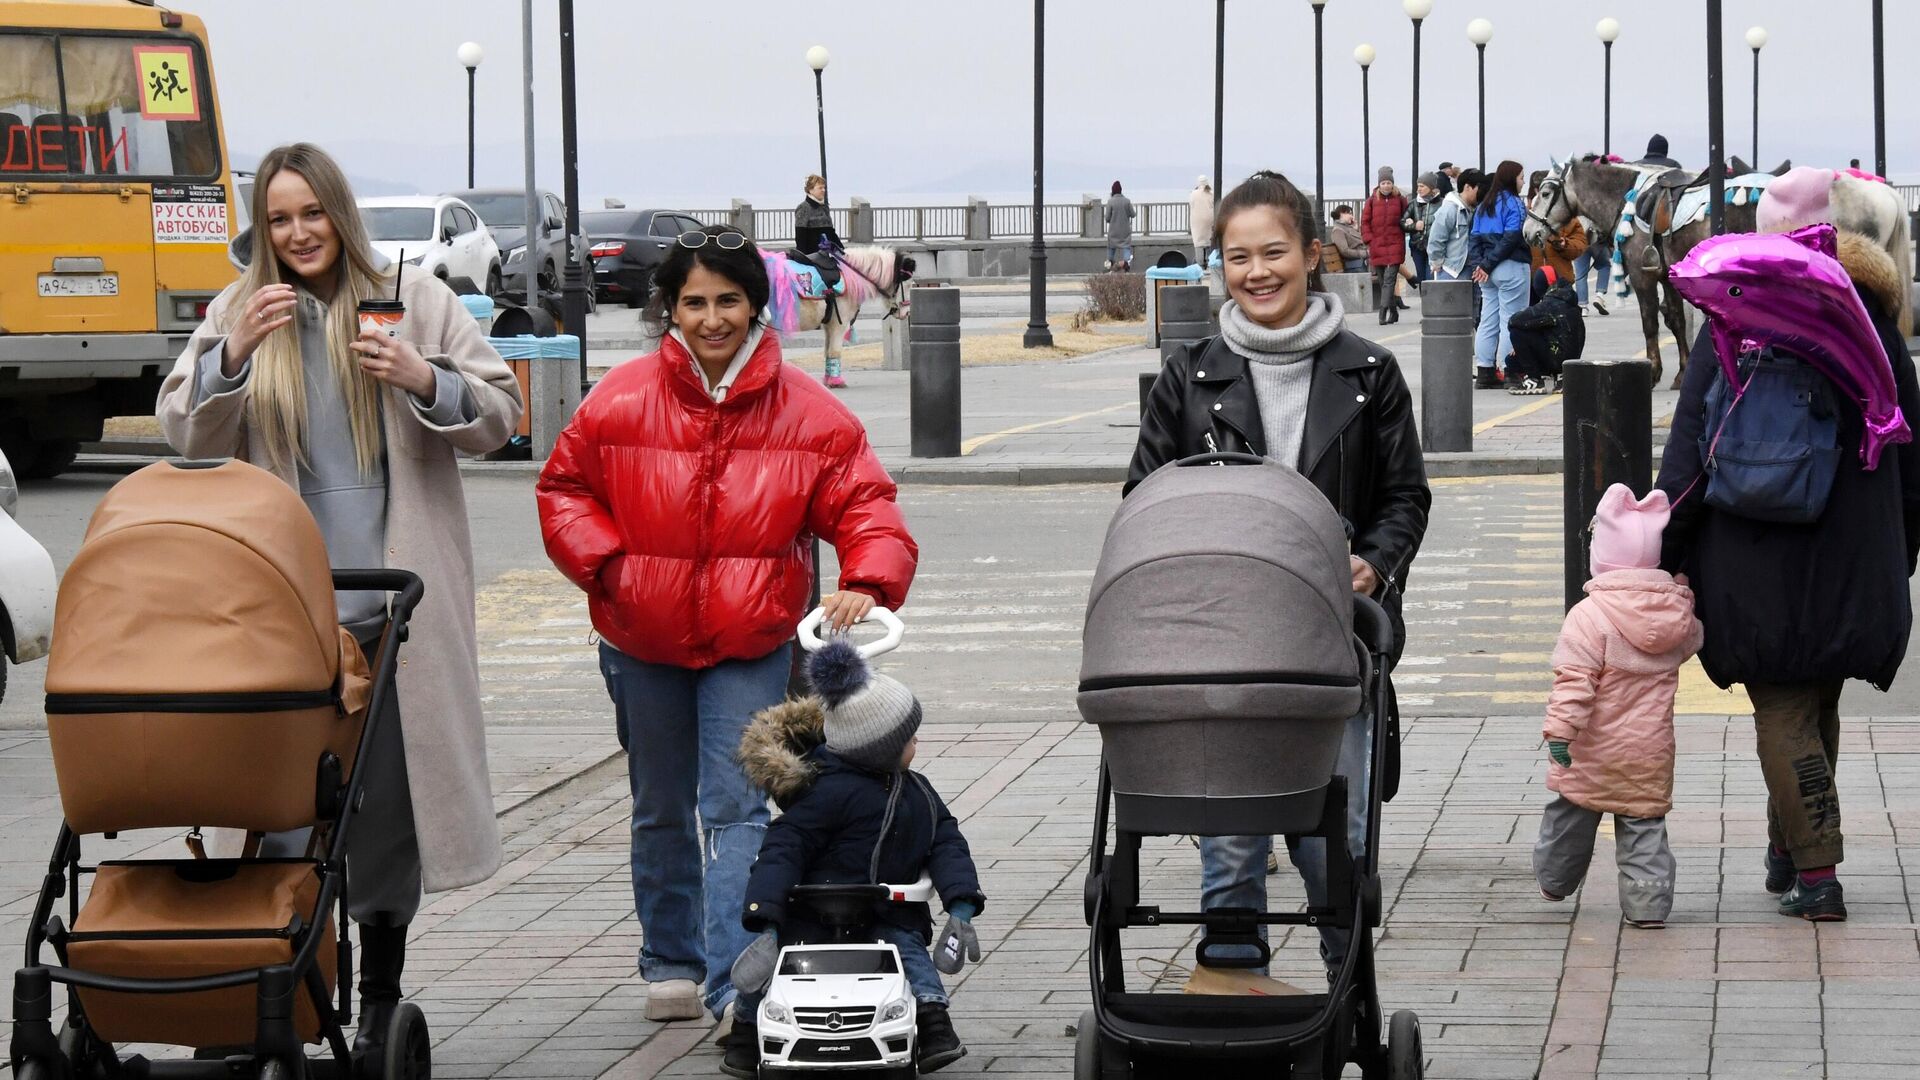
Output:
[677,229,749,251]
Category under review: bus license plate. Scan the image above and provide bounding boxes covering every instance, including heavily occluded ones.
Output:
[38,273,120,297]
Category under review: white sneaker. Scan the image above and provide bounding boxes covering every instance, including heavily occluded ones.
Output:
[644,978,704,1021]
[712,1000,736,1043]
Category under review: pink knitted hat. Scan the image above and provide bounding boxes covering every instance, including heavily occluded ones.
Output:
[1757,167,1837,235]
[1590,483,1671,576]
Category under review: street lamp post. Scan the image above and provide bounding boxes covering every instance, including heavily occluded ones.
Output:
[1025,0,1052,348]
[1405,0,1431,184]
[1213,0,1225,201]
[1595,18,1619,156]
[1707,0,1726,235]
[1467,19,1493,172]
[457,42,482,189]
[806,46,829,186]
[1872,0,1886,178]
[557,0,588,388]
[1312,0,1327,225]
[1355,44,1374,196]
[1746,27,1767,165]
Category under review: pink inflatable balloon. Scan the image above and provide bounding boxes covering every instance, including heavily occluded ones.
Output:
[1668,224,1911,469]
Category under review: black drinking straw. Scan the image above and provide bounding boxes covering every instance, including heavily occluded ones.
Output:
[395,250,405,300]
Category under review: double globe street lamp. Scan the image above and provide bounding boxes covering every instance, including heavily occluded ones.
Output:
[806,46,830,184]
[1403,0,1430,190]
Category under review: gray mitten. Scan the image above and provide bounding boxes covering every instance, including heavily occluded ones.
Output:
[933,914,980,975]
[730,930,780,995]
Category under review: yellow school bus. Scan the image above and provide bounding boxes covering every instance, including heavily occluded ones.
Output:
[0,0,237,477]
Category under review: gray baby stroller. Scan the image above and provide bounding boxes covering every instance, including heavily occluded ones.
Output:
[1075,453,1422,1079]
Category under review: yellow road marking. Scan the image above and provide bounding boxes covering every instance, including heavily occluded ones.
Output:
[962,402,1135,456]
[1674,658,1745,714]
[1473,394,1562,434]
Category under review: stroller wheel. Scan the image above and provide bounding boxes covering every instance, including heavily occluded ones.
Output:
[1387,1010,1423,1080]
[257,1059,301,1080]
[382,1002,431,1080]
[1073,1010,1128,1080]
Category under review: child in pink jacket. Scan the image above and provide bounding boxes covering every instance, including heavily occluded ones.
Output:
[1534,484,1704,928]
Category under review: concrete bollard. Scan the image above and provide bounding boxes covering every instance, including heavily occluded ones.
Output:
[1420,279,1476,453]
[909,286,962,457]
[881,282,912,371]
[1562,359,1653,610]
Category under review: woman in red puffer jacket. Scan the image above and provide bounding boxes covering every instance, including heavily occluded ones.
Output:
[536,224,917,1031]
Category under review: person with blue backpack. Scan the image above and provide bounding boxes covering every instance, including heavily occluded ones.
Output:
[1466,161,1531,389]
[1656,168,1920,924]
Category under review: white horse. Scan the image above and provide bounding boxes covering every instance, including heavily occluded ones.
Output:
[763,245,915,387]
[1826,172,1914,336]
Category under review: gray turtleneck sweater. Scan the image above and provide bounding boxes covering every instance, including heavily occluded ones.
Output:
[1217,291,1347,469]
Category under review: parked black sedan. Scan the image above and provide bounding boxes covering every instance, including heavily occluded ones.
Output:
[583,208,707,307]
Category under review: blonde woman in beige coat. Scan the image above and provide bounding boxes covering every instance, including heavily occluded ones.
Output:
[156,142,521,1067]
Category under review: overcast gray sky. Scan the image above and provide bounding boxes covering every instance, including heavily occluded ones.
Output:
[186,0,1913,208]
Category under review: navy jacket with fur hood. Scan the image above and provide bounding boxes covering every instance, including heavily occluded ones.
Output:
[738,697,985,940]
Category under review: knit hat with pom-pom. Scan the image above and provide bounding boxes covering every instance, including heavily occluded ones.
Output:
[807,638,922,772]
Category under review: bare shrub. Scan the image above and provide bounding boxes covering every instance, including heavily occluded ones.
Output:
[1084,271,1147,322]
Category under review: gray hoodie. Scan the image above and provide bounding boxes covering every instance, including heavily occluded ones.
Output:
[195,234,472,630]
[1426,191,1472,278]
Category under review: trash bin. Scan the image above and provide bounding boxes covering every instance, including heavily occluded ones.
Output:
[459,293,496,337]
[1144,264,1206,347]
[486,333,580,450]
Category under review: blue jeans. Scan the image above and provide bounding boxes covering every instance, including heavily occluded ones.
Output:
[1573,251,1613,305]
[1198,704,1373,971]
[1475,259,1529,370]
[1108,242,1133,268]
[738,923,949,1016]
[601,641,791,1018]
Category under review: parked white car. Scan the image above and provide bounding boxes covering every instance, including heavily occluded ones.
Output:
[358,196,502,294]
[0,449,57,705]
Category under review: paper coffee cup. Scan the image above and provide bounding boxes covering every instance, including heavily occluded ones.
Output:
[357,298,406,341]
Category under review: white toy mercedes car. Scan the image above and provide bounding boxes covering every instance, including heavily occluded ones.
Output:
[0,448,57,704]
[755,875,936,1078]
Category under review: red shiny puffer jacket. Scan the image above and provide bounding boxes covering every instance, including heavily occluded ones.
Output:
[536,331,917,669]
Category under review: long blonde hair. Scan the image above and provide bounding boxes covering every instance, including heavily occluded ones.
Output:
[234,143,389,475]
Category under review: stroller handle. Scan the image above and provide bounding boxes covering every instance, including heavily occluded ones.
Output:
[332,569,426,624]
[1353,592,1394,658]
[797,605,904,658]
[1173,451,1265,468]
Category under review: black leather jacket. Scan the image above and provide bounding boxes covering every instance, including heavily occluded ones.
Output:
[1125,329,1432,655]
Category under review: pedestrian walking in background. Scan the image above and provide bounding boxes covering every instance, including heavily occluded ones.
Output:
[1426,168,1478,281]
[1467,161,1530,388]
[1657,168,1920,924]
[1105,180,1136,271]
[1634,134,1682,170]
[536,224,918,1029]
[1572,163,1613,316]
[1361,166,1410,324]
[1433,161,1457,197]
[157,141,525,1066]
[1406,173,1440,282]
[1189,175,1215,269]
[1324,205,1369,273]
[1130,168,1430,974]
[1535,484,1702,929]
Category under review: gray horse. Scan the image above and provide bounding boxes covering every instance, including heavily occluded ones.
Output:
[1527,156,1779,388]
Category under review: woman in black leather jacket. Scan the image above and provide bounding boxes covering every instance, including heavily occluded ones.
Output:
[1126,169,1430,971]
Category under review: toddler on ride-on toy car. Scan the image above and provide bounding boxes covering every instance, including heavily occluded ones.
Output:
[724,632,985,1078]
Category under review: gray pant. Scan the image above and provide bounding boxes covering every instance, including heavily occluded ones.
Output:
[260,627,423,926]
[1533,794,1674,923]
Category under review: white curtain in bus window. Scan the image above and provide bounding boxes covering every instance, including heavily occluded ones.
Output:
[0,36,60,175]
[16,36,217,178]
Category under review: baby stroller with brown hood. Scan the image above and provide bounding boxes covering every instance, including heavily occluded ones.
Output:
[9,461,428,1080]
[1075,454,1423,1079]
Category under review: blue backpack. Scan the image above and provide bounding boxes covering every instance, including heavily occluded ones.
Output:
[1698,347,1842,524]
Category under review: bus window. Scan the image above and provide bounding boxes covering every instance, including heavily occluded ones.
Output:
[0,32,218,179]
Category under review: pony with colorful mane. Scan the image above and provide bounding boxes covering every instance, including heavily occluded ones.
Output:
[759,246,915,388]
